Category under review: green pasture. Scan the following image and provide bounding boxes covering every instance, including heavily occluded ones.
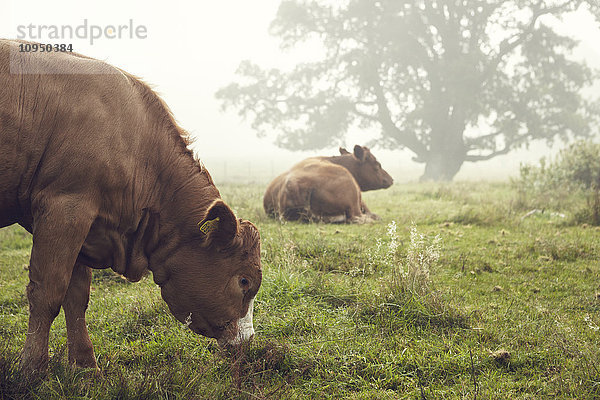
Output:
[1,182,599,399]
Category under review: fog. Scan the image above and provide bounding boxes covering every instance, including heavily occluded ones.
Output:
[2,0,599,183]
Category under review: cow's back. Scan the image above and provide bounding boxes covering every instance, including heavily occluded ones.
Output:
[0,39,156,229]
[263,158,330,216]
[263,158,362,221]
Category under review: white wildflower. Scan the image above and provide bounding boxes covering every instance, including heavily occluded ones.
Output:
[584,315,599,331]
[361,221,442,296]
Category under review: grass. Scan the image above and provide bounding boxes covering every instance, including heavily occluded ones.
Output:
[1,181,600,399]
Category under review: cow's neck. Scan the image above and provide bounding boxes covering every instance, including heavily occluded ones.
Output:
[138,141,220,285]
[324,155,366,191]
[122,81,222,237]
[154,148,220,234]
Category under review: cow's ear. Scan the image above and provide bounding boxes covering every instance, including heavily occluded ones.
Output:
[339,147,350,155]
[198,200,238,248]
[353,145,366,162]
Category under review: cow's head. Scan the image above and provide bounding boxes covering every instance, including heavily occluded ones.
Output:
[157,200,262,346]
[339,145,393,191]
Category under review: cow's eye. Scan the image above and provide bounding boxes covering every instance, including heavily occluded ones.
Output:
[240,277,249,287]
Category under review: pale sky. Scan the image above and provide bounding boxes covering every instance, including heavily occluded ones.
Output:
[2,1,599,182]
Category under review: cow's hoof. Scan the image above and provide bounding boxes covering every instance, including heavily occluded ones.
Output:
[19,352,49,378]
[68,347,98,371]
[72,365,102,379]
[351,215,368,224]
[71,358,99,370]
[18,363,47,381]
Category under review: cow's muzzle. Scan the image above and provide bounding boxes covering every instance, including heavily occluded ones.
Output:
[220,297,255,347]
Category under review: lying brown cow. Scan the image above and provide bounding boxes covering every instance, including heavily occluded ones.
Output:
[0,39,262,374]
[264,145,393,223]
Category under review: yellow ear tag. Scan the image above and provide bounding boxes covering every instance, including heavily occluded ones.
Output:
[198,217,220,234]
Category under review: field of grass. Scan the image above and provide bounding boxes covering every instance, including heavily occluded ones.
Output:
[1,181,599,399]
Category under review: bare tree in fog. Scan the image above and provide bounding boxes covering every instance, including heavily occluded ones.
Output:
[217,0,599,181]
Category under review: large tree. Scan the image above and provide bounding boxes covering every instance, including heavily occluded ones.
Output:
[217,0,599,181]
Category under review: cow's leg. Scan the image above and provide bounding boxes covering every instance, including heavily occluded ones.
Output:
[346,195,369,224]
[322,214,347,223]
[360,200,380,221]
[20,197,95,374]
[308,184,363,223]
[63,263,97,369]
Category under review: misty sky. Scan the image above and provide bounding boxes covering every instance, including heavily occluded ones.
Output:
[2,1,599,182]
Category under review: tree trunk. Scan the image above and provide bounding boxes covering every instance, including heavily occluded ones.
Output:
[419,130,467,182]
[419,152,465,181]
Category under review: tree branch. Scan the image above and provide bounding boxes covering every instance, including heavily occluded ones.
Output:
[465,130,505,146]
[355,100,377,107]
[480,1,581,85]
[464,147,511,162]
[465,132,534,162]
[351,107,377,121]
[371,77,428,157]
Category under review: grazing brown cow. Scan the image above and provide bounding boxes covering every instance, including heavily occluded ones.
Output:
[0,39,261,374]
[264,145,393,223]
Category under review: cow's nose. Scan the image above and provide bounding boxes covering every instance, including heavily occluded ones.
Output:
[227,326,255,346]
[221,297,255,347]
[218,326,255,348]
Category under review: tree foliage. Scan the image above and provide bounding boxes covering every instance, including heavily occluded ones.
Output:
[217,0,599,180]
